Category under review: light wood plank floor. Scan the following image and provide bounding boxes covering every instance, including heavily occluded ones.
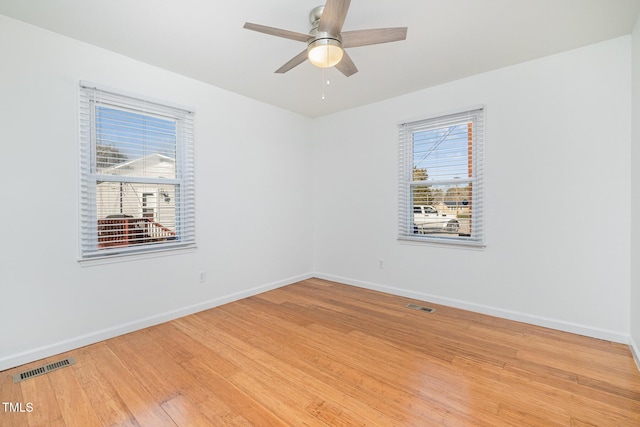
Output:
[1,278,640,426]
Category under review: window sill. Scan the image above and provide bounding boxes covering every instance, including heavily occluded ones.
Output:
[78,244,196,267]
[398,236,486,250]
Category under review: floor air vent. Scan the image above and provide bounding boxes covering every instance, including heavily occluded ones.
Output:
[406,303,436,313]
[13,357,76,383]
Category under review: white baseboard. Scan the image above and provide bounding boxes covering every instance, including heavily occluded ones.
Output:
[630,336,640,372]
[4,272,633,373]
[314,272,630,344]
[0,273,312,372]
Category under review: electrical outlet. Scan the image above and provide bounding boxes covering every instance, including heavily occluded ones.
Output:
[199,271,207,283]
[378,259,384,269]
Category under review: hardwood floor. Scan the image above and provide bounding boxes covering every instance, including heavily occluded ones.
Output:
[1,278,639,426]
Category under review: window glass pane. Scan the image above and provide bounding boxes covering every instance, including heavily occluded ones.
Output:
[413,122,472,182]
[96,182,177,248]
[96,106,177,179]
[411,182,472,237]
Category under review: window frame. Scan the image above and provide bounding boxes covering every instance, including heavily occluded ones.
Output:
[78,82,196,261]
[398,106,485,247]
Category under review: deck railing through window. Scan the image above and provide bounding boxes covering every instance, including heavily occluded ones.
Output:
[98,218,176,248]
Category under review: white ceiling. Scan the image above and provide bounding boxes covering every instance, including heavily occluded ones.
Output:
[1,0,639,117]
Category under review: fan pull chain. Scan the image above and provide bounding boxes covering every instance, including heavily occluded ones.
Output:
[322,68,326,100]
[321,68,331,100]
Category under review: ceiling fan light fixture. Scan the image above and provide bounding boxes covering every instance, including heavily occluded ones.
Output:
[307,38,343,68]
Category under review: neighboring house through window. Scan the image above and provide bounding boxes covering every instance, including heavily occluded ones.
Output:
[79,83,195,260]
[398,107,484,246]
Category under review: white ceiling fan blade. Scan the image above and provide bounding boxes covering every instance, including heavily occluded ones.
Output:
[335,51,358,77]
[243,22,311,43]
[342,27,408,48]
[318,0,351,35]
[275,50,309,74]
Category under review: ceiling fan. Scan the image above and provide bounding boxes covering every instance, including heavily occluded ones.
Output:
[243,0,407,77]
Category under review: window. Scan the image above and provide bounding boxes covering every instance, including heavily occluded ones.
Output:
[398,107,484,246]
[79,83,195,260]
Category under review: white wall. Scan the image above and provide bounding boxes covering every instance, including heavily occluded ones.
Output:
[0,16,313,370]
[631,15,640,365]
[313,36,632,342]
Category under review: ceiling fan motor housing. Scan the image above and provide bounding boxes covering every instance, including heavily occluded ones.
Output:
[308,31,343,48]
[307,6,343,52]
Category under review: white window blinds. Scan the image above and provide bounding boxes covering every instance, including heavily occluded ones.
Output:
[79,83,195,259]
[398,107,484,246]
